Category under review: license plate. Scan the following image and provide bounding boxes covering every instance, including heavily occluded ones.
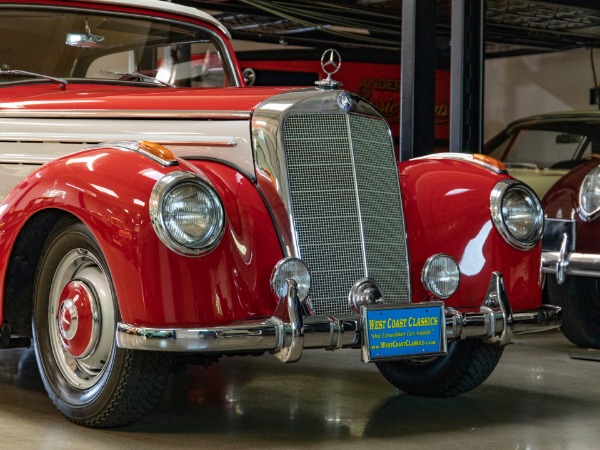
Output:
[361,302,447,362]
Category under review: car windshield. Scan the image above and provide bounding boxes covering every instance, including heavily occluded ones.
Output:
[0,7,233,87]
[486,120,600,169]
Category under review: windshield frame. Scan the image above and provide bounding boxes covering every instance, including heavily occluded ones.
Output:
[0,3,242,88]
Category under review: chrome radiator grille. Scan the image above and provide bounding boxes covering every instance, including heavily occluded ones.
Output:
[283,113,410,316]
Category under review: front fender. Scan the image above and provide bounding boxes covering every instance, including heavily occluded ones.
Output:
[399,158,542,311]
[543,160,600,254]
[0,146,283,328]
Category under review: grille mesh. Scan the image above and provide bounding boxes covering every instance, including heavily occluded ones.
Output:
[283,113,410,315]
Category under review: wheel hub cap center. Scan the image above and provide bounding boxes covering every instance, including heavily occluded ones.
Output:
[57,280,98,358]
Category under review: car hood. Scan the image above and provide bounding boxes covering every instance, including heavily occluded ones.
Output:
[0,83,300,115]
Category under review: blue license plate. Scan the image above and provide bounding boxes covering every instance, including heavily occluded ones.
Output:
[362,302,447,362]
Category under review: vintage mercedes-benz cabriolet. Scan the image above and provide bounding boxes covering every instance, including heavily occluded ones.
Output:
[0,0,559,428]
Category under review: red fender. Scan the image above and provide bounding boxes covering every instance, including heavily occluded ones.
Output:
[0,147,283,327]
[399,158,542,311]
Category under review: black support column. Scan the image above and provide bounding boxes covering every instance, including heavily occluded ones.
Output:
[399,0,437,161]
[449,0,485,153]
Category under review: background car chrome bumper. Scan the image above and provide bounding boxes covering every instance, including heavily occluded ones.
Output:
[116,272,561,362]
[543,251,600,281]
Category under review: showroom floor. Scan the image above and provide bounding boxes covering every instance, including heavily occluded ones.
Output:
[0,329,598,449]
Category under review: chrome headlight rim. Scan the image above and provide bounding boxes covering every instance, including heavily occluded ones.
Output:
[421,253,460,299]
[149,171,225,257]
[490,178,543,250]
[579,165,600,219]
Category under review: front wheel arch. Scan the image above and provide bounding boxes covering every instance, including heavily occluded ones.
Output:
[3,209,68,337]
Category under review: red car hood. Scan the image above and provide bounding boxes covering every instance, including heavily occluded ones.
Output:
[0,84,299,113]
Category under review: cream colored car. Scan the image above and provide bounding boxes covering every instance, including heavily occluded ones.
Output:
[485,111,600,199]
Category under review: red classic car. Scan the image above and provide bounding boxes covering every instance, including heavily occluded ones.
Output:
[542,159,600,348]
[0,0,559,427]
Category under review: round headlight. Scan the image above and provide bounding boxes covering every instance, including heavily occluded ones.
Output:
[491,179,543,250]
[421,254,460,299]
[150,172,225,256]
[271,258,311,302]
[580,165,600,218]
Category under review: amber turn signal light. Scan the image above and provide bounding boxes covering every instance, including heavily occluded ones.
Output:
[138,140,177,164]
[472,153,506,172]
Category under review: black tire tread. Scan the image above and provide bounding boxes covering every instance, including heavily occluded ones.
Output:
[547,276,600,348]
[72,350,171,428]
[376,340,503,397]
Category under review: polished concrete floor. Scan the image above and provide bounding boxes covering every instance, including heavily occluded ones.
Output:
[0,329,599,449]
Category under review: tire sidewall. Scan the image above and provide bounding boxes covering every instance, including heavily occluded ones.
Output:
[32,219,123,420]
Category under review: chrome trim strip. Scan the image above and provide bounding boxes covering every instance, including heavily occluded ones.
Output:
[0,110,251,120]
[412,153,508,174]
[117,273,561,356]
[0,137,237,147]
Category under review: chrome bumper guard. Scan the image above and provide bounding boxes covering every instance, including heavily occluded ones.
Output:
[542,251,600,283]
[540,219,600,284]
[116,272,561,363]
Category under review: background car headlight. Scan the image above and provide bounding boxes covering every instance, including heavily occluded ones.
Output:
[150,171,225,256]
[421,254,460,299]
[491,179,543,250]
[580,165,600,218]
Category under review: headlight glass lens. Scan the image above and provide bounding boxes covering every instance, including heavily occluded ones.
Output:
[501,188,540,241]
[491,180,543,250]
[580,166,600,217]
[163,182,221,248]
[271,258,311,302]
[421,254,460,299]
[151,172,225,256]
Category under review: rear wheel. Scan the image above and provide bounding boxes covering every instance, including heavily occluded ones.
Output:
[33,217,171,427]
[547,276,600,348]
[376,340,503,397]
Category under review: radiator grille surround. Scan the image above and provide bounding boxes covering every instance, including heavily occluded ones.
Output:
[282,112,410,316]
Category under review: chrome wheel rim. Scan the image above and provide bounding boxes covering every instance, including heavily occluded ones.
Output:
[48,248,115,390]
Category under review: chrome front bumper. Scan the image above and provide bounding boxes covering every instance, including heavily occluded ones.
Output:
[116,272,561,363]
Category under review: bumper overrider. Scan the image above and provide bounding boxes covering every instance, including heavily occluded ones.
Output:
[116,272,561,363]
[541,218,600,284]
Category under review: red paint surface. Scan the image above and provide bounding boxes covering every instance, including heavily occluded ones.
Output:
[0,148,283,327]
[543,159,600,254]
[399,158,542,311]
[0,84,293,113]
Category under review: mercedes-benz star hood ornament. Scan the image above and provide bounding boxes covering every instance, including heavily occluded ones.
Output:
[315,48,342,89]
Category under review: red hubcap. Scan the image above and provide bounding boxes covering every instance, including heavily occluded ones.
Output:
[58,281,95,358]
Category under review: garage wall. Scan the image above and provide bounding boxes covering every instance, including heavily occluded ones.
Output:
[484,47,596,141]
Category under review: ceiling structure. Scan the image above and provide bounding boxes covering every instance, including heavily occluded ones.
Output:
[173,0,600,59]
